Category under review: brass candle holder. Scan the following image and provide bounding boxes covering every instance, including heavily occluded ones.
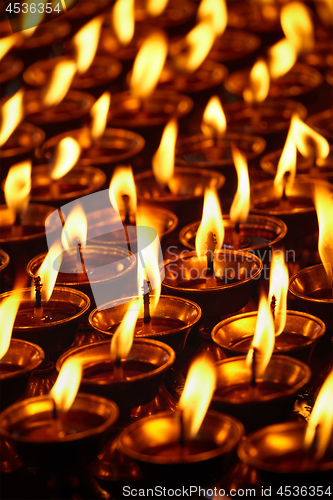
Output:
[0,55,23,88]
[227,0,281,36]
[208,29,261,70]
[0,248,10,277]
[307,108,333,142]
[302,40,333,70]
[0,123,45,174]
[325,67,333,86]
[134,0,196,30]
[88,295,201,353]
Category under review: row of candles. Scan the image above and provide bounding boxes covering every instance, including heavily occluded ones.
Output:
[0,0,333,495]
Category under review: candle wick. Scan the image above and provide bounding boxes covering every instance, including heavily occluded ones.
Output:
[34,276,42,308]
[57,208,71,249]
[77,240,87,274]
[270,294,276,320]
[122,194,131,225]
[251,348,257,387]
[179,409,185,448]
[282,171,290,201]
[164,183,172,194]
[52,399,58,420]
[123,225,132,255]
[113,356,124,380]
[206,231,217,276]
[142,279,151,323]
[14,212,21,226]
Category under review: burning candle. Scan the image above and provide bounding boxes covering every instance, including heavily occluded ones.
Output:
[0,90,24,147]
[3,161,31,237]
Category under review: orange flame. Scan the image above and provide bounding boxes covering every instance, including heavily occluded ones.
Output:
[112,0,135,45]
[109,165,137,216]
[110,299,140,361]
[179,358,216,439]
[281,2,314,55]
[197,0,228,36]
[273,126,296,198]
[230,144,250,225]
[4,161,31,216]
[269,250,288,335]
[73,16,103,74]
[51,137,81,180]
[175,21,215,73]
[152,119,178,188]
[61,203,88,251]
[290,115,330,163]
[246,293,275,377]
[147,0,168,17]
[130,31,168,99]
[0,291,23,359]
[0,34,20,60]
[243,59,270,104]
[268,39,297,79]
[195,187,224,261]
[90,92,111,140]
[304,369,333,460]
[201,96,226,138]
[42,59,77,107]
[50,358,82,413]
[21,0,46,36]
[313,184,333,283]
[32,242,63,302]
[0,89,24,146]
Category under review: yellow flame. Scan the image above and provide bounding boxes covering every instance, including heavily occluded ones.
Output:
[147,0,168,17]
[230,144,250,225]
[0,34,20,60]
[42,59,77,107]
[313,184,333,283]
[269,250,288,336]
[246,293,275,378]
[51,137,81,180]
[4,161,31,216]
[109,165,137,215]
[195,187,224,261]
[0,292,23,359]
[32,242,63,302]
[179,358,216,439]
[281,2,314,55]
[273,126,297,198]
[73,16,103,74]
[290,115,330,162]
[175,21,215,73]
[243,59,270,104]
[197,0,228,36]
[304,369,333,460]
[130,31,168,99]
[61,203,88,251]
[112,0,135,44]
[50,358,82,413]
[201,96,226,138]
[268,38,297,79]
[152,119,177,187]
[21,0,46,34]
[110,299,140,361]
[90,92,111,140]
[0,89,24,146]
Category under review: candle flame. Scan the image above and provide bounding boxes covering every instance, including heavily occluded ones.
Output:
[230,143,250,225]
[175,21,215,73]
[152,119,178,188]
[109,165,137,216]
[273,125,296,198]
[51,137,81,180]
[73,16,103,74]
[268,38,297,79]
[4,161,31,216]
[0,291,23,359]
[0,89,24,146]
[246,292,275,378]
[147,0,168,17]
[0,34,20,60]
[179,357,216,439]
[291,115,330,163]
[269,250,288,335]
[281,2,314,55]
[243,59,270,104]
[31,242,63,302]
[130,31,168,99]
[201,96,226,138]
[195,187,224,261]
[61,203,88,251]
[197,0,228,36]
[304,369,333,460]
[112,0,135,45]
[110,299,140,361]
[90,92,111,140]
[42,59,77,107]
[50,358,82,413]
[313,184,333,283]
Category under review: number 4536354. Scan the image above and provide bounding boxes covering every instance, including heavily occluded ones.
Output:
[5,3,62,14]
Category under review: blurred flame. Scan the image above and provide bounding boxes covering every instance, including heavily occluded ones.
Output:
[0,34,20,60]
[304,370,333,460]
[61,204,87,251]
[314,0,333,28]
[230,143,250,225]
[281,2,314,55]
[273,126,296,198]
[21,0,46,35]
[73,16,103,74]
[290,115,330,162]
[0,292,23,359]
[0,89,24,146]
[313,184,333,283]
[197,0,227,36]
[268,38,297,79]
[175,21,215,73]
[243,59,270,104]
[269,250,288,335]
[51,137,81,180]
[110,299,140,361]
[201,96,226,138]
[195,187,224,261]
[112,0,135,44]
[50,358,82,413]
[90,92,111,140]
[43,59,77,107]
[32,242,63,302]
[109,165,137,215]
[179,358,216,439]
[147,0,168,17]
[152,119,177,188]
[246,293,275,378]
[130,31,168,99]
[4,161,31,216]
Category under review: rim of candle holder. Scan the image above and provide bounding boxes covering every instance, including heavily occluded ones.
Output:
[0,20,25,47]
[302,40,333,70]
[0,393,119,444]
[135,0,196,28]
[0,123,45,159]
[107,90,193,128]
[307,108,333,142]
[59,0,110,19]
[237,421,333,473]
[29,165,107,203]
[18,20,71,50]
[0,55,24,84]
[227,0,281,33]
[208,29,261,62]
[289,264,333,304]
[211,310,326,356]
[0,339,45,381]
[116,410,245,464]
[56,339,176,385]
[179,215,287,252]
[325,67,333,86]
[0,249,10,274]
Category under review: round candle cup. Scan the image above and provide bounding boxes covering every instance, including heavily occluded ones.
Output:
[211,310,326,364]
[211,355,311,432]
[207,29,261,70]
[227,0,280,35]
[0,339,45,410]
[0,393,119,468]
[56,339,175,409]
[0,248,10,277]
[237,422,333,488]
[289,264,333,329]
[88,295,201,353]
[0,55,23,88]
[116,410,244,485]
[134,0,196,30]
[302,40,333,70]
[307,108,333,142]
[325,67,333,87]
